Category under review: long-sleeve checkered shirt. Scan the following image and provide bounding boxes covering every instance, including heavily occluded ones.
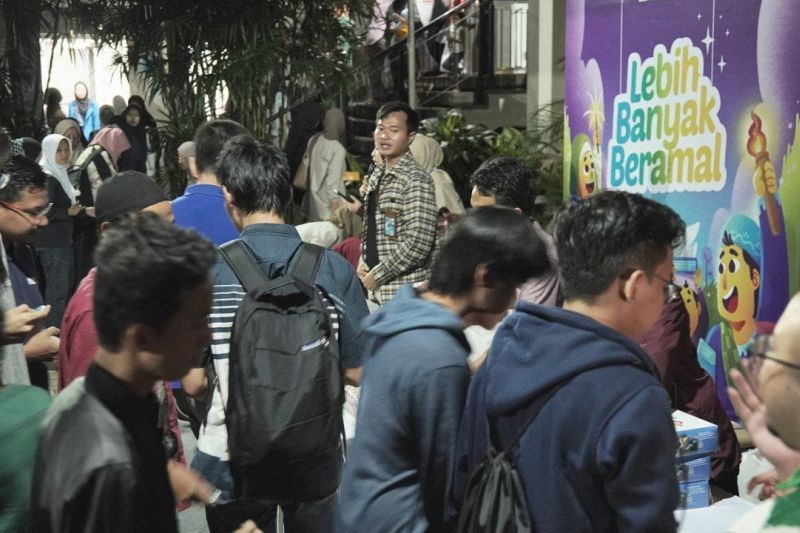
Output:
[361,151,438,304]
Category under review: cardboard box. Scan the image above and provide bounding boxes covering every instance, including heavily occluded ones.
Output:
[673,410,718,459]
[678,480,710,509]
[675,456,711,484]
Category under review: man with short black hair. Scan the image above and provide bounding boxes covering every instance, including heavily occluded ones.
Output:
[358,101,437,304]
[0,155,52,385]
[30,212,217,532]
[172,119,245,245]
[452,191,685,532]
[192,134,369,532]
[470,156,560,306]
[339,207,548,532]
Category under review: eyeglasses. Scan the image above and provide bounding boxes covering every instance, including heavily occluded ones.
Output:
[0,200,52,222]
[650,272,682,304]
[744,333,800,377]
[620,269,681,304]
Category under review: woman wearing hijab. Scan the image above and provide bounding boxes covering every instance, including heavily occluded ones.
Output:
[300,108,349,222]
[409,133,465,215]
[285,101,325,178]
[37,134,82,328]
[111,103,148,173]
[70,126,130,281]
[127,95,160,176]
[44,88,67,133]
[67,82,100,141]
[54,119,85,166]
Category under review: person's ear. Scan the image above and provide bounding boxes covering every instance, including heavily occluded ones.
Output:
[188,157,199,178]
[223,186,235,210]
[99,221,111,233]
[473,264,490,288]
[122,322,157,354]
[408,131,417,145]
[621,269,645,302]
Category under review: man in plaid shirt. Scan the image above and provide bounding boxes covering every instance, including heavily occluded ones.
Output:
[358,101,438,304]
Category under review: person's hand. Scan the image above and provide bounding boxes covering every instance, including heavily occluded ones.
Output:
[167,460,214,504]
[4,304,50,341]
[754,160,778,197]
[85,206,96,218]
[357,260,370,278]
[361,270,379,291]
[234,520,263,533]
[68,203,82,216]
[728,368,800,481]
[24,326,60,359]
[344,197,363,215]
[371,148,383,166]
[748,468,781,500]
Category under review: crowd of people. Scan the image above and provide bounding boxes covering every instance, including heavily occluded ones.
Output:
[0,95,798,533]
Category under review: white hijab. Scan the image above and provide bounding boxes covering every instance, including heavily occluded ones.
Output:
[41,134,77,203]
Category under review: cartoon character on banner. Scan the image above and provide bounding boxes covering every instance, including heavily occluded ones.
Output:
[699,111,790,421]
[570,134,599,199]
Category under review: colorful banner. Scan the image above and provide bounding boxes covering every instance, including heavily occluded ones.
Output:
[564,0,800,417]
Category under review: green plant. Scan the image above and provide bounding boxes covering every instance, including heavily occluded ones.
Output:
[421,109,497,205]
[0,0,58,138]
[422,102,565,224]
[59,0,372,194]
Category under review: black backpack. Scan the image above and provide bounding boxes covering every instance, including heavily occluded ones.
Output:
[219,240,345,501]
[457,380,570,533]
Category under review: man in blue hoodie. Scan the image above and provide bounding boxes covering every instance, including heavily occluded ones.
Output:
[452,191,685,532]
[337,207,549,532]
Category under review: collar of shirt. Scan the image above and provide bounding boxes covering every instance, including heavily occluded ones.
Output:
[85,363,159,427]
[240,223,301,239]
[183,183,224,198]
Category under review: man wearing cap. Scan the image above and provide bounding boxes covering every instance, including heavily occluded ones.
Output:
[58,171,174,388]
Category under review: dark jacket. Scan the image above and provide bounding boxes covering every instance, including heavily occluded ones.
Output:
[337,284,470,533]
[36,175,73,248]
[29,365,177,533]
[451,303,679,533]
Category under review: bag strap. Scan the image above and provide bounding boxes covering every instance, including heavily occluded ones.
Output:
[219,240,269,293]
[289,243,324,287]
[488,377,572,454]
[306,132,322,162]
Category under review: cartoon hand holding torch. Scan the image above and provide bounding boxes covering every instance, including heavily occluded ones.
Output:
[747,112,780,236]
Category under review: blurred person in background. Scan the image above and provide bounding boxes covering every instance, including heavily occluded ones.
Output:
[67,82,100,141]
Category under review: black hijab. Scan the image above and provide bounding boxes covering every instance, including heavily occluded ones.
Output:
[284,101,325,177]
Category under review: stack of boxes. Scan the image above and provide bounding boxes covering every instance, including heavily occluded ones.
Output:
[673,410,719,509]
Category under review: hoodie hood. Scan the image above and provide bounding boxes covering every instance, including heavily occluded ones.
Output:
[483,302,659,417]
[362,284,468,355]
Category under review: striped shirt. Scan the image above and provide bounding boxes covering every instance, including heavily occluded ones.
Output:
[192,224,369,500]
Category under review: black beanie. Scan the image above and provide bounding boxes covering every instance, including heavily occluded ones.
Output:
[95,171,167,223]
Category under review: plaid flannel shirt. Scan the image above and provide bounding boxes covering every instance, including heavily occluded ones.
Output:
[361,151,438,304]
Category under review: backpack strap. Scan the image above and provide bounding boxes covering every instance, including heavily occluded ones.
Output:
[289,243,324,287]
[489,377,572,454]
[219,240,269,293]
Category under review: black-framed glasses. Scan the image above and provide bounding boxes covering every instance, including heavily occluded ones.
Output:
[650,272,682,303]
[744,333,800,377]
[620,268,681,303]
[0,200,52,221]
